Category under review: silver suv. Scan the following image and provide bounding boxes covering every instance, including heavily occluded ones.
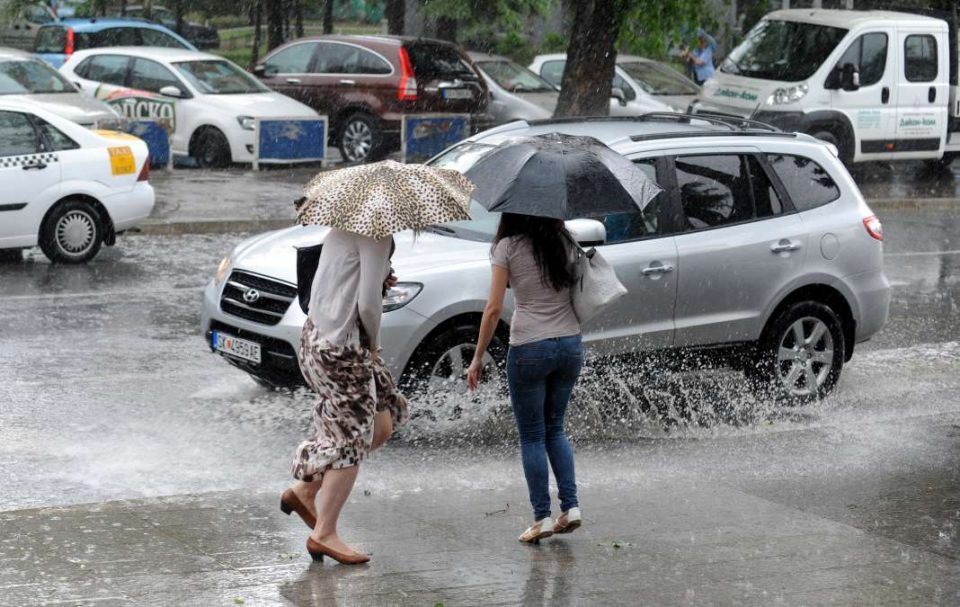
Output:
[200,114,890,402]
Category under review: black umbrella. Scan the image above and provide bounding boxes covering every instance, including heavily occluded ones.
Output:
[463,132,662,220]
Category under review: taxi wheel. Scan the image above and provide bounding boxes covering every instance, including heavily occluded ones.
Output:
[194,127,232,168]
[39,199,103,264]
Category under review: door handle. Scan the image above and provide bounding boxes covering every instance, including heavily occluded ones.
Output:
[22,162,47,171]
[339,79,355,86]
[771,240,801,253]
[881,86,889,104]
[928,86,936,103]
[285,78,301,85]
[641,264,674,276]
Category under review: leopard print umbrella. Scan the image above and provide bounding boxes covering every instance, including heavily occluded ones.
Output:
[297,160,474,239]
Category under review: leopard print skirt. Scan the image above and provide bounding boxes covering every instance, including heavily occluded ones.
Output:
[291,318,409,482]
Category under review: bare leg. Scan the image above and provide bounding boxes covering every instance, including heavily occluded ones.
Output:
[370,410,393,451]
[310,465,362,554]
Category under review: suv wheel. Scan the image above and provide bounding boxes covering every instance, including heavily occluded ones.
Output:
[750,302,845,403]
[39,199,103,264]
[400,324,506,413]
[339,112,384,163]
[193,127,232,168]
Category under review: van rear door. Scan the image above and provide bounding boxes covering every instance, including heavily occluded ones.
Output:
[893,26,949,158]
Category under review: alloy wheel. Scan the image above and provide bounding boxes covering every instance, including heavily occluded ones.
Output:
[776,317,835,397]
[342,120,373,162]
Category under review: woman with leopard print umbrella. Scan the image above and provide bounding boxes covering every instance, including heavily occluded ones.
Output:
[281,160,473,565]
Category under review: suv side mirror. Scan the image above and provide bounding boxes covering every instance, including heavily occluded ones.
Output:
[611,87,627,106]
[565,218,606,246]
[159,85,184,98]
[252,64,267,77]
[840,62,860,91]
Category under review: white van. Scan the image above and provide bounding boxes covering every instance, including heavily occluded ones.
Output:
[693,9,960,166]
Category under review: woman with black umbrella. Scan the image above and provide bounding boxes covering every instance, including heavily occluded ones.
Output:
[466,133,660,543]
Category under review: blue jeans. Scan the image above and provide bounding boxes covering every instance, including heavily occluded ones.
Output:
[506,334,583,521]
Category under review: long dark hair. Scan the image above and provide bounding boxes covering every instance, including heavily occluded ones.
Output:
[493,213,576,291]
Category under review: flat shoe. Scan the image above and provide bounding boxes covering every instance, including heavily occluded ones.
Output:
[519,517,554,544]
[554,507,582,534]
[306,537,370,565]
[280,488,317,530]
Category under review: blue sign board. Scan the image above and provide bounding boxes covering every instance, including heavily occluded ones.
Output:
[125,120,170,168]
[255,118,327,168]
[402,114,470,163]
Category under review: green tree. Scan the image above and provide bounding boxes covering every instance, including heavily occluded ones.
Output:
[419,0,552,43]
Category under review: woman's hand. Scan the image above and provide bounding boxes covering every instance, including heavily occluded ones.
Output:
[466,357,484,392]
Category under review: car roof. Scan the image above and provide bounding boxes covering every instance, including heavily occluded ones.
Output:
[70,46,219,62]
[765,9,945,28]
[531,53,660,66]
[42,17,166,31]
[0,47,35,61]
[281,34,456,47]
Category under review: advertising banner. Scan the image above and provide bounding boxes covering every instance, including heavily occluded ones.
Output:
[401,114,471,163]
[254,117,327,169]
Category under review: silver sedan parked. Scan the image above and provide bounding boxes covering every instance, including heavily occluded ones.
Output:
[469,52,558,124]
[201,115,890,403]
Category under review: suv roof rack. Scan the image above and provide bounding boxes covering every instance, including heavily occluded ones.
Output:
[524,112,783,133]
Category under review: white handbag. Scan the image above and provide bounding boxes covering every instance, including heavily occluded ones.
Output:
[570,243,627,323]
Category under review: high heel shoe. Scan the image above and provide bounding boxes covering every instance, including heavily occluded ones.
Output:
[280,488,317,530]
[306,537,370,565]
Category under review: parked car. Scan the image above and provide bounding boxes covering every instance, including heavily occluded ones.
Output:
[200,113,890,403]
[468,51,557,124]
[0,100,153,263]
[60,47,320,167]
[253,34,493,163]
[120,6,219,50]
[0,2,56,51]
[529,53,700,114]
[34,18,195,68]
[0,47,121,127]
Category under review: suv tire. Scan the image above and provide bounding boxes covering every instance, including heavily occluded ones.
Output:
[339,112,385,163]
[750,301,845,403]
[39,199,103,264]
[193,127,232,168]
[400,324,506,402]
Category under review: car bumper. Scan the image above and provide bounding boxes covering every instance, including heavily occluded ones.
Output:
[102,182,155,231]
[201,277,430,383]
[848,268,891,343]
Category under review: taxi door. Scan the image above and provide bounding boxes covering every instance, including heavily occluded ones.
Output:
[0,109,61,247]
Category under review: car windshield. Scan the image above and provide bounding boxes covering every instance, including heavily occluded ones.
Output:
[0,60,74,94]
[477,60,555,93]
[174,60,270,94]
[618,61,698,95]
[721,19,848,82]
[426,141,499,241]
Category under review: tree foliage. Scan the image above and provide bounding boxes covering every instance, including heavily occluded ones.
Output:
[418,0,552,42]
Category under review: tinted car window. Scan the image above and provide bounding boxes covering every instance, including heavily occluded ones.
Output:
[352,47,392,74]
[765,153,840,211]
[748,156,782,217]
[264,42,316,74]
[98,27,140,47]
[406,44,477,81]
[602,158,661,242]
[35,26,66,53]
[84,55,130,86]
[0,111,38,156]
[675,155,755,230]
[130,58,181,93]
[140,28,187,48]
[314,42,359,74]
[905,34,937,82]
[836,33,887,87]
[540,60,564,87]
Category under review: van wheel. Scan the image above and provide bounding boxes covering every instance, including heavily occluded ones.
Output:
[400,324,506,409]
[749,302,845,404]
[923,153,956,171]
[338,112,384,163]
[809,127,852,165]
[193,127,232,168]
[39,199,103,264]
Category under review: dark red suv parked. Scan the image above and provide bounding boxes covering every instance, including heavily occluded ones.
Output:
[254,35,492,162]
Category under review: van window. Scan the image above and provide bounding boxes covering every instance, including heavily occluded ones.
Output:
[0,111,38,156]
[35,26,66,54]
[540,60,565,87]
[263,42,316,74]
[905,34,937,82]
[721,19,848,82]
[765,154,840,211]
[836,33,887,87]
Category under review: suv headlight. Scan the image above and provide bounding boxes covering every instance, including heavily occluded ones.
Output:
[215,255,233,287]
[237,116,256,131]
[767,84,808,105]
[383,282,422,312]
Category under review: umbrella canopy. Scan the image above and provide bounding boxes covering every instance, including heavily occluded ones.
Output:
[464,132,661,220]
[296,160,474,240]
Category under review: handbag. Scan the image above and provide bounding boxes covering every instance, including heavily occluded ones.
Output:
[295,243,323,314]
[570,242,627,324]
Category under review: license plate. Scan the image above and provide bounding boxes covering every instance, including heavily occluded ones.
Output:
[442,88,472,99]
[212,330,261,364]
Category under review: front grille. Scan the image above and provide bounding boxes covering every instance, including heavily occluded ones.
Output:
[220,270,297,326]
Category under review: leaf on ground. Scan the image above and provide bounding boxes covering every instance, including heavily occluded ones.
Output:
[233,598,245,605]
[278,552,299,560]
[598,541,634,549]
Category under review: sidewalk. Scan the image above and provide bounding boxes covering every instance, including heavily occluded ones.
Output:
[2,477,957,606]
[138,168,957,236]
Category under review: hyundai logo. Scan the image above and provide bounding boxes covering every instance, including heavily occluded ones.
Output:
[242,288,261,304]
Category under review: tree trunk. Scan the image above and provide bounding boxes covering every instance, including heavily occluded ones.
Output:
[554,0,629,118]
[294,0,304,38]
[435,16,457,42]
[323,0,334,34]
[251,0,263,68]
[385,0,404,35]
[267,0,284,50]
[173,0,184,36]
